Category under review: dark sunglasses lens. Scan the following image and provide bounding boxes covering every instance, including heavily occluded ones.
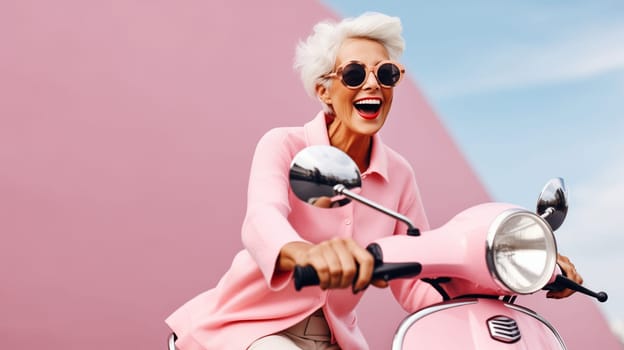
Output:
[377,63,401,86]
[341,63,367,87]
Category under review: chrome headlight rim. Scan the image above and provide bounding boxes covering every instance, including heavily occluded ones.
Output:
[486,208,558,294]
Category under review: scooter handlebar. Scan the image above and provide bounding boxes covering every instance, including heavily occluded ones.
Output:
[294,262,423,291]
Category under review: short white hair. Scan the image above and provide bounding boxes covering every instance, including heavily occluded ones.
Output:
[294,12,405,111]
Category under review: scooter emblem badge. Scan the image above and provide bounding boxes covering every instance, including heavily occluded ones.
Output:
[487,315,521,343]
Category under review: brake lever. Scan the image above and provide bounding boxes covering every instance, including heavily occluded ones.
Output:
[543,274,608,303]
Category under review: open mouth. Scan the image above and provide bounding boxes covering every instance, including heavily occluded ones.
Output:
[353,98,382,119]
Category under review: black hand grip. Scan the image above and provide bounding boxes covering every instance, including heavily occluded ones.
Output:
[372,262,422,281]
[544,274,608,303]
[294,265,320,291]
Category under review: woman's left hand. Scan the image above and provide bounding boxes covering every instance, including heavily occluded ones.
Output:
[547,253,584,299]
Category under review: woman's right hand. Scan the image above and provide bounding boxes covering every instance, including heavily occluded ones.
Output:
[278,239,387,293]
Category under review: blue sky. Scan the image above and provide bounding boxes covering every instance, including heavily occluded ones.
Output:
[322,0,624,339]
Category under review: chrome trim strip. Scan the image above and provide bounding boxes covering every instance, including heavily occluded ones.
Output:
[168,333,177,350]
[505,303,567,349]
[392,300,477,350]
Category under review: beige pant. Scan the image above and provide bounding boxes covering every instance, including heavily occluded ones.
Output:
[248,310,341,350]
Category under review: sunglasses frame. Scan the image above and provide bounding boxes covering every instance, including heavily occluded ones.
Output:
[322,60,405,89]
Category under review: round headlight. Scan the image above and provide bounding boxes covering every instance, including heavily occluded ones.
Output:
[486,209,557,294]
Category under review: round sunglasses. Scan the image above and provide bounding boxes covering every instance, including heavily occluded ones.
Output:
[322,60,405,89]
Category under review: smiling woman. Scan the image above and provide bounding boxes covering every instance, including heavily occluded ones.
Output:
[164,10,586,350]
[164,12,442,350]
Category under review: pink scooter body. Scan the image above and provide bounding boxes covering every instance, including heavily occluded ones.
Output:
[372,202,566,349]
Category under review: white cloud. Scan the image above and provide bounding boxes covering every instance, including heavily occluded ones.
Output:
[430,22,624,98]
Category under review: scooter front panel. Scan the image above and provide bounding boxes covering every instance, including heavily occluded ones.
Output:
[393,298,566,349]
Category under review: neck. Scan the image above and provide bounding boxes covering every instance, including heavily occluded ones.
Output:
[327,120,372,173]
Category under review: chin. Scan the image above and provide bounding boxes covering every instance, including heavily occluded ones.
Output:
[355,119,385,136]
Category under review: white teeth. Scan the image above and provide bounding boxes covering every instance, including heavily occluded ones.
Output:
[354,99,381,105]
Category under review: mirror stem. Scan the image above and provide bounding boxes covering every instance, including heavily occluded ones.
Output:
[540,207,555,220]
[334,184,420,236]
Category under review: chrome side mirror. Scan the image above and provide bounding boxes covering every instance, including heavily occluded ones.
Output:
[289,145,361,208]
[288,146,421,235]
[536,177,569,231]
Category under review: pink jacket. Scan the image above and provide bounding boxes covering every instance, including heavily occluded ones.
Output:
[165,112,441,349]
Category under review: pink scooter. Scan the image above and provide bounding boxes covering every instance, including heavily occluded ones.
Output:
[289,145,608,349]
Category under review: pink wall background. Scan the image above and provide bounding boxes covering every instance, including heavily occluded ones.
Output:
[0,0,619,349]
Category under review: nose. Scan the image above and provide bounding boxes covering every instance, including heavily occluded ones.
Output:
[362,69,380,90]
